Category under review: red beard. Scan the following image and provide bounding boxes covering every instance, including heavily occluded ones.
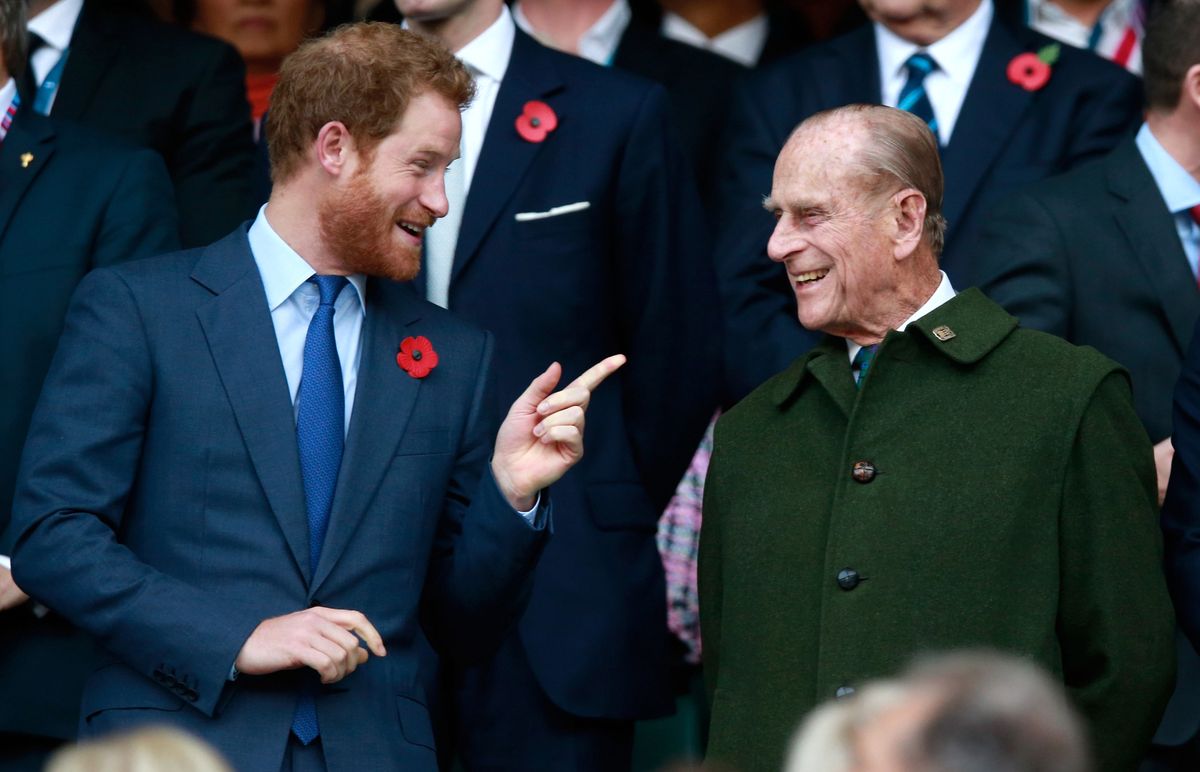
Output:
[318,171,432,283]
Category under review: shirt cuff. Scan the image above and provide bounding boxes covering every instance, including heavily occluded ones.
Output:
[0,555,10,571]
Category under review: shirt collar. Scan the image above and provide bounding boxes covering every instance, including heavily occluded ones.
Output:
[660,10,767,67]
[0,79,16,112]
[28,0,84,52]
[847,271,957,361]
[876,0,992,88]
[1136,123,1200,214]
[512,1,630,67]
[248,205,367,313]
[455,4,515,83]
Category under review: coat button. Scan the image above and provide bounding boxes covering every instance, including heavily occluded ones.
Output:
[835,685,856,699]
[836,568,861,590]
[851,461,876,483]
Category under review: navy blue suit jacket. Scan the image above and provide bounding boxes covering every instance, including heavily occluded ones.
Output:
[0,107,178,743]
[9,230,548,771]
[714,16,1142,401]
[412,31,721,720]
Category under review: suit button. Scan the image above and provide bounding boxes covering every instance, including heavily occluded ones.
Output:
[835,685,856,699]
[836,568,861,590]
[851,461,876,483]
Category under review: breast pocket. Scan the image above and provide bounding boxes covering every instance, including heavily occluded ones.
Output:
[394,429,453,457]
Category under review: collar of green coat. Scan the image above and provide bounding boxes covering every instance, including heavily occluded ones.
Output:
[770,288,1018,407]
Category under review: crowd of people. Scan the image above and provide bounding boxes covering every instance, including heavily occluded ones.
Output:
[0,0,1198,771]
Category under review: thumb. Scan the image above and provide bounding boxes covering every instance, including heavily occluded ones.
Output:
[514,362,562,411]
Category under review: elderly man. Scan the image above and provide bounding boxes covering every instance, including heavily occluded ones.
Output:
[698,104,1175,772]
[7,23,620,772]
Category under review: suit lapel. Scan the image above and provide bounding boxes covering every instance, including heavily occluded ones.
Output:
[941,19,1034,240]
[51,0,117,120]
[449,31,565,284]
[823,25,880,107]
[192,232,312,584]
[1109,142,1200,354]
[310,281,424,595]
[0,111,56,244]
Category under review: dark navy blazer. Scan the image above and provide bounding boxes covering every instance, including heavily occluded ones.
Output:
[9,230,548,771]
[412,31,721,721]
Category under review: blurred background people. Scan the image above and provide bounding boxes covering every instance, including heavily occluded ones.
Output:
[713,0,1142,403]
[786,653,1092,772]
[46,727,232,772]
[19,0,255,247]
[0,3,180,769]
[182,0,330,133]
[998,0,1153,74]
[975,3,1200,764]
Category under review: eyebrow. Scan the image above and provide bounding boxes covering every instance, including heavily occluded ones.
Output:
[762,195,778,212]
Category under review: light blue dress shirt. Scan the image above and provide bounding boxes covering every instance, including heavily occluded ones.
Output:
[1136,124,1200,279]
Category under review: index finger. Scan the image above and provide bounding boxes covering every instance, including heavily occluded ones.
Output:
[566,354,626,393]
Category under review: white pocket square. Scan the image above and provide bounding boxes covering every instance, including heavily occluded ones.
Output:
[514,201,590,222]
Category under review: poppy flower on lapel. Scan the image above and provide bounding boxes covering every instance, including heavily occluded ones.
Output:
[397,336,438,379]
[515,101,558,143]
[1007,44,1060,92]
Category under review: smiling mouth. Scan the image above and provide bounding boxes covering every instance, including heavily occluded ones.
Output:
[397,221,426,240]
[794,269,830,285]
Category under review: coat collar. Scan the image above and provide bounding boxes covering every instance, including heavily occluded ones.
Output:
[771,288,1018,408]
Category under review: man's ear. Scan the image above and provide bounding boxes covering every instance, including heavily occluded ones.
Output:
[1184,63,1200,114]
[315,121,356,177]
[892,188,927,261]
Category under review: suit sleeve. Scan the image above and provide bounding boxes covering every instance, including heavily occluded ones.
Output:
[93,148,182,267]
[9,269,263,718]
[170,42,257,247]
[613,84,723,508]
[971,190,1071,336]
[422,331,549,662]
[1163,325,1200,651]
[712,75,822,404]
[1057,370,1176,772]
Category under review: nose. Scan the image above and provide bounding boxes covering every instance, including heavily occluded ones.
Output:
[423,170,450,220]
[766,214,801,264]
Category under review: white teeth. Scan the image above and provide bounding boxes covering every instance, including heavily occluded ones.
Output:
[795,269,829,283]
[398,223,421,236]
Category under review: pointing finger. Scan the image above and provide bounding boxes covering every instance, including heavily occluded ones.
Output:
[565,354,626,395]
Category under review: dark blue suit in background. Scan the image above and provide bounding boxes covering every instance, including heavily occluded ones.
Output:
[0,105,178,770]
[410,30,720,767]
[8,230,548,771]
[714,14,1142,402]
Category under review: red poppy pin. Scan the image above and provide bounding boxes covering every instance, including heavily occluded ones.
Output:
[1007,43,1061,92]
[515,100,558,143]
[397,336,438,379]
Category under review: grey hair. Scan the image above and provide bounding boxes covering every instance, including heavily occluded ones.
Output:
[793,104,948,257]
[904,651,1092,772]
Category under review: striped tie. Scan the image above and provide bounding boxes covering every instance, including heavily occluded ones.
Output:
[898,52,940,140]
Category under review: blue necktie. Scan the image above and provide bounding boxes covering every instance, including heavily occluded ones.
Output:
[291,275,348,745]
[898,52,940,140]
[853,344,878,389]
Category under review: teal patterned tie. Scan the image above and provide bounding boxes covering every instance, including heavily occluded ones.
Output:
[898,52,940,139]
[853,345,878,389]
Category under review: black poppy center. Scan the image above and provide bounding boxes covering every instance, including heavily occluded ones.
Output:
[412,350,423,361]
[530,117,541,128]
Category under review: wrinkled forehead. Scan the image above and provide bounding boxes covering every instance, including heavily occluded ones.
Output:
[774,119,871,197]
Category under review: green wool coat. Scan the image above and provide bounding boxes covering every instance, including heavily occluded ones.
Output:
[700,289,1176,772]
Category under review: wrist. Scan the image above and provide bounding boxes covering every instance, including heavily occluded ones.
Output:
[490,460,536,511]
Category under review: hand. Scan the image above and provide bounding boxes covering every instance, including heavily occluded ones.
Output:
[0,565,30,612]
[492,355,627,510]
[234,607,387,684]
[1154,437,1175,506]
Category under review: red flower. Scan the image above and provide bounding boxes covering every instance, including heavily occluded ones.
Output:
[397,336,438,379]
[515,100,558,143]
[1007,44,1059,92]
